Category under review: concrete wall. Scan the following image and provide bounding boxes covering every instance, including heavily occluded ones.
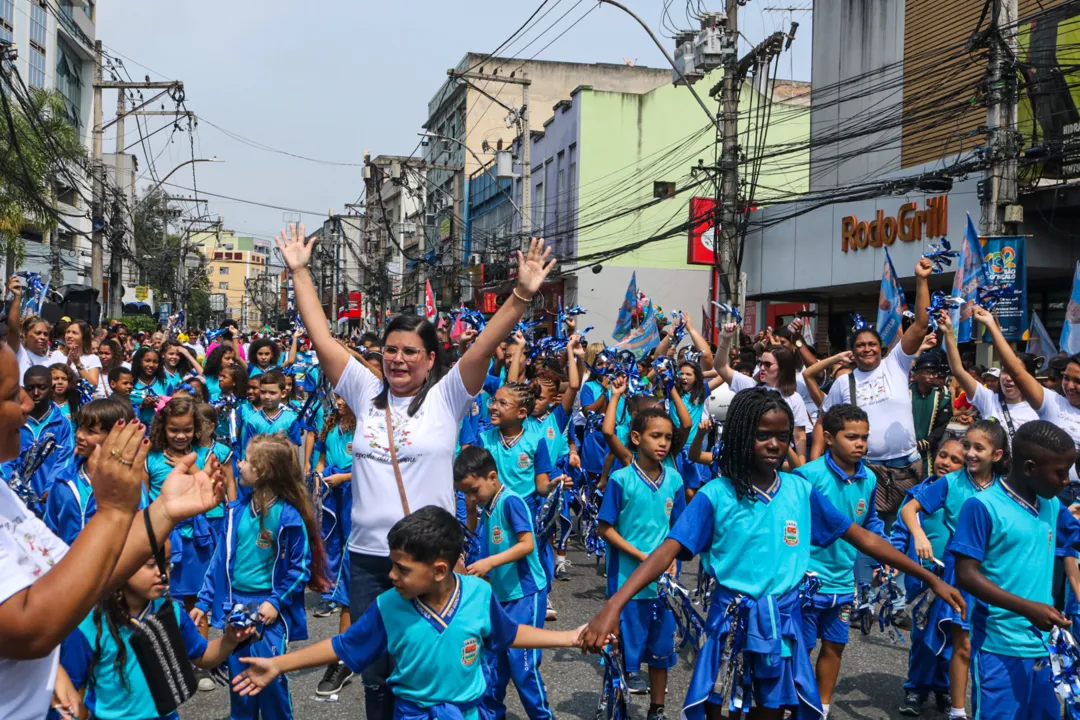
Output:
[810,0,905,191]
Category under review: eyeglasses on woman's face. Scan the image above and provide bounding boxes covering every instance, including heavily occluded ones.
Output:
[383,346,426,361]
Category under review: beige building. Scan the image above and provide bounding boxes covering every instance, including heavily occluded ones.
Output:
[191,229,273,330]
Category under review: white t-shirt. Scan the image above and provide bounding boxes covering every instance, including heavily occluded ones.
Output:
[822,347,918,463]
[0,483,69,720]
[335,359,473,555]
[795,373,819,424]
[971,383,1038,435]
[728,372,812,431]
[48,351,103,399]
[15,345,50,384]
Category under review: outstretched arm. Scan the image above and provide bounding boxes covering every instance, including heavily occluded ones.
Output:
[974,305,1046,411]
[956,555,1068,631]
[899,258,934,356]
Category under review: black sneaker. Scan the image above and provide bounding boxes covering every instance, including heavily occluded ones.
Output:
[898,691,924,716]
[934,691,950,713]
[646,706,666,720]
[195,667,216,692]
[625,672,649,695]
[313,599,339,618]
[316,662,354,697]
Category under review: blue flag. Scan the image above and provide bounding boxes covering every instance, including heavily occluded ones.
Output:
[876,247,906,348]
[1026,311,1055,371]
[613,296,659,360]
[951,214,989,342]
[612,272,637,342]
[1061,262,1080,355]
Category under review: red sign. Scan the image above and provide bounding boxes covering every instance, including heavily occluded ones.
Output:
[344,292,363,319]
[424,280,437,322]
[481,292,499,314]
[687,197,718,266]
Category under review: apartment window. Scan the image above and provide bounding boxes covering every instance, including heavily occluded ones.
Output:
[0,0,13,43]
[28,3,47,88]
[218,282,229,290]
[568,144,577,235]
[56,39,83,127]
[84,0,94,18]
[218,266,229,275]
[556,151,566,234]
[534,182,545,235]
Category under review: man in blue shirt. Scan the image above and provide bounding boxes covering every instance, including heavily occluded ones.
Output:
[231,507,583,720]
[952,420,1080,720]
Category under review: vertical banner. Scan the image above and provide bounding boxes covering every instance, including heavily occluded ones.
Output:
[981,236,1027,341]
[951,214,990,342]
[1025,311,1055,371]
[424,280,437,323]
[612,272,637,341]
[876,247,906,348]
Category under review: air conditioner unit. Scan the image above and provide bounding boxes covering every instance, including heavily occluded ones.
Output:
[468,254,482,267]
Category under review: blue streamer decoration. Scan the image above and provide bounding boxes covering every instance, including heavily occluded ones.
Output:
[597,642,630,720]
[203,327,229,344]
[855,573,906,644]
[976,283,1017,313]
[657,574,708,660]
[1050,626,1080,714]
[923,237,960,274]
[77,379,95,406]
[5,433,57,505]
[579,483,606,561]
[908,558,945,631]
[712,301,743,326]
[534,487,564,541]
[710,593,752,714]
[15,271,48,316]
[669,311,687,344]
[850,313,870,334]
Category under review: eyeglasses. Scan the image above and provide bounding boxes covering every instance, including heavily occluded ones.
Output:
[488,397,516,409]
[758,360,775,369]
[383,346,426,361]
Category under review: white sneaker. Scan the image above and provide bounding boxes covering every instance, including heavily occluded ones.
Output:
[546,596,557,621]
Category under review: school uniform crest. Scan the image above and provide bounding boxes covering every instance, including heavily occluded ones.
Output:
[664,498,674,517]
[783,520,799,546]
[839,604,852,623]
[257,530,274,549]
[347,442,353,454]
[492,526,504,545]
[855,499,867,517]
[517,452,531,469]
[461,637,479,666]
[546,427,556,441]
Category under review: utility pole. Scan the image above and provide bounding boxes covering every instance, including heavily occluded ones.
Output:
[982,0,1019,236]
[91,41,103,313]
[717,0,739,310]
[108,89,125,319]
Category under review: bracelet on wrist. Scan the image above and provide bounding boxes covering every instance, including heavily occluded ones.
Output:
[512,287,534,304]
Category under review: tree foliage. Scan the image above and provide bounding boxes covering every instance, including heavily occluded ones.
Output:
[0,87,88,265]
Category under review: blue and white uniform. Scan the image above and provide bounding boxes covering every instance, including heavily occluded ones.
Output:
[146,447,214,597]
[196,496,314,720]
[131,376,170,427]
[667,473,852,719]
[315,425,354,607]
[4,403,75,512]
[797,452,883,648]
[240,406,301,457]
[580,380,627,476]
[479,486,551,720]
[671,391,710,490]
[950,481,1080,720]
[59,597,208,720]
[598,460,685,674]
[332,575,520,720]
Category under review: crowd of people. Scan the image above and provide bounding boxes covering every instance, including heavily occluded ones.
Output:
[0,232,1079,720]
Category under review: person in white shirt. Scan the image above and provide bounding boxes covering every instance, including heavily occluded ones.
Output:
[939,311,1038,437]
[5,276,51,384]
[979,305,1080,471]
[275,223,558,719]
[0,342,227,720]
[47,320,102,391]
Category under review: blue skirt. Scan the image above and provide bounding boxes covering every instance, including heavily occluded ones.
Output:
[923,551,971,657]
[170,514,215,597]
[684,584,823,720]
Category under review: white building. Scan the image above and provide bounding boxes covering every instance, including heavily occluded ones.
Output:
[3,0,97,286]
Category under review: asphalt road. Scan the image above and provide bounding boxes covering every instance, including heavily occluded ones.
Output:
[180,547,934,720]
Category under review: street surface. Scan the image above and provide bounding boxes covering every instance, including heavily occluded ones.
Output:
[182,547,932,720]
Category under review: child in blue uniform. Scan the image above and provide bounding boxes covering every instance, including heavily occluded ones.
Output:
[795,404,884,718]
[10,365,76,514]
[203,344,239,402]
[477,382,559,508]
[951,420,1080,720]
[598,405,685,717]
[454,446,553,720]
[59,539,252,720]
[44,397,136,544]
[196,402,238,535]
[193,434,327,720]
[231,506,585,719]
[248,337,283,378]
[146,395,216,617]
[900,420,1009,720]
[240,370,301,458]
[580,366,625,482]
[580,388,966,720]
[891,437,967,716]
[212,363,248,447]
[50,363,80,431]
[130,346,171,427]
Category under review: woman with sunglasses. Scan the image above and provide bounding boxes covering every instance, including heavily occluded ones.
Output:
[275,223,556,720]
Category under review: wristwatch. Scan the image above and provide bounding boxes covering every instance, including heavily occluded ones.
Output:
[794,340,804,349]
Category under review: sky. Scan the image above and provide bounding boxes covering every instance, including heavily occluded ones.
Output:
[96,0,812,243]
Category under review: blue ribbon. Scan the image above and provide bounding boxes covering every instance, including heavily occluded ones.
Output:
[908,558,945,631]
[669,311,687,344]
[578,483,606,561]
[534,487,564,541]
[597,643,630,720]
[1050,626,1080,713]
[5,432,57,505]
[923,238,960,273]
[77,379,95,406]
[657,574,708,657]
[850,313,870,333]
[15,271,48,316]
[711,301,743,326]
[855,573,905,644]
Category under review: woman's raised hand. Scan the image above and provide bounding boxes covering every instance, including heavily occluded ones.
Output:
[275,223,315,272]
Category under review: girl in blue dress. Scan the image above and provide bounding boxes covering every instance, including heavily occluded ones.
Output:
[203,344,239,402]
[130,346,170,426]
[50,362,81,430]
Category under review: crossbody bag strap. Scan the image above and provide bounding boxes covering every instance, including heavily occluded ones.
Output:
[848,372,857,407]
[145,509,170,590]
[385,405,411,516]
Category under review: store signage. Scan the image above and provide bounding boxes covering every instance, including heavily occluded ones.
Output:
[841,195,948,252]
[982,237,1027,342]
[687,197,718,266]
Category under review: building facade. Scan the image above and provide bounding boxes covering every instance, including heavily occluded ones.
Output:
[192,229,272,331]
[4,0,97,286]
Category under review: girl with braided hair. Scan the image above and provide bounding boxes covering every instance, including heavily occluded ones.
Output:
[57,538,252,720]
[580,387,966,720]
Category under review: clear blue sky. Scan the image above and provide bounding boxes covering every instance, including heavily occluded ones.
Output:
[96,0,812,241]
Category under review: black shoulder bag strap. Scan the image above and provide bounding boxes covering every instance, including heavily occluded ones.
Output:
[997,388,1016,438]
[848,372,857,407]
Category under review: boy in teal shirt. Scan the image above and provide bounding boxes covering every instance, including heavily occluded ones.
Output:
[952,420,1080,719]
[454,446,552,720]
[240,369,301,457]
[231,506,584,720]
[795,403,883,717]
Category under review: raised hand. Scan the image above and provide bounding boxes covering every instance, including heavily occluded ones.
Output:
[515,238,557,297]
[972,305,996,328]
[90,420,150,513]
[275,223,314,272]
[157,452,225,524]
[915,257,934,279]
